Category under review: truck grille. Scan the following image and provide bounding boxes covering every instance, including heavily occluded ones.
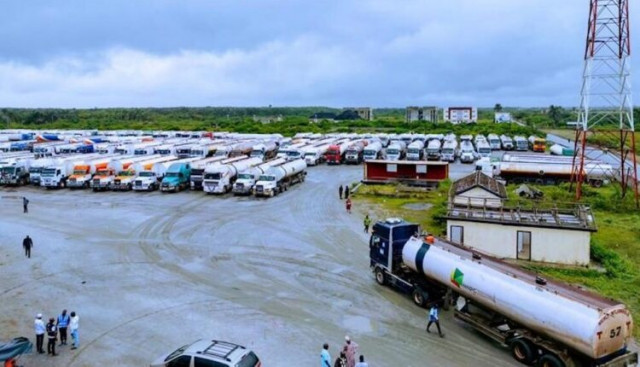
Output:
[114,179,121,185]
[255,185,263,193]
[93,179,100,186]
[135,180,142,186]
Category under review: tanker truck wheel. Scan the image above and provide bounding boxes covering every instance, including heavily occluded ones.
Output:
[374,268,386,286]
[510,339,535,365]
[537,353,563,367]
[412,288,427,307]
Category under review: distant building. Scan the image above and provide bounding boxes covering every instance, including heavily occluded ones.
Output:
[495,112,512,123]
[443,107,477,124]
[342,107,373,121]
[450,171,507,209]
[406,106,438,123]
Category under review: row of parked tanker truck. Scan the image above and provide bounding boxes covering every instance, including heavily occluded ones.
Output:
[0,135,319,197]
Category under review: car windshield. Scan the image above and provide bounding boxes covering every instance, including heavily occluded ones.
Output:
[258,175,275,181]
[165,172,179,178]
[408,149,420,154]
[305,152,316,157]
[346,150,357,155]
[237,351,260,367]
[30,167,42,174]
[164,343,192,362]
[442,148,454,154]
[118,171,134,176]
[237,173,252,180]
[251,150,263,157]
[286,151,300,157]
[41,168,56,176]
[387,149,398,155]
[73,169,86,175]
[204,173,221,180]
[479,148,491,154]
[139,171,155,177]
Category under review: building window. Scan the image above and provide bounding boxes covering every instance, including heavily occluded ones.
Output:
[450,225,464,244]
[387,164,397,172]
[517,231,531,260]
[416,165,427,173]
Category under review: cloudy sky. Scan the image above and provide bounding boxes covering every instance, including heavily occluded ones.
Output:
[0,0,637,108]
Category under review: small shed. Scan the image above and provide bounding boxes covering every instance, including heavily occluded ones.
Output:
[363,160,448,186]
[451,171,507,208]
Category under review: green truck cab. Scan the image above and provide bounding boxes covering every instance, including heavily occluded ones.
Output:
[161,162,191,192]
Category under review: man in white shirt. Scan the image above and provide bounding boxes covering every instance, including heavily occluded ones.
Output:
[355,355,369,367]
[69,311,79,349]
[34,313,45,354]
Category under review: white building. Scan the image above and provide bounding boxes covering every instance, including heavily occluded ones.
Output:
[444,203,596,266]
[406,106,438,122]
[495,112,512,123]
[443,107,477,124]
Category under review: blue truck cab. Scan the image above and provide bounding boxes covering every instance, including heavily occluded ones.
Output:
[369,218,446,307]
[161,162,191,192]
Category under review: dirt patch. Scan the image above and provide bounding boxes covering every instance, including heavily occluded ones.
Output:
[402,203,432,211]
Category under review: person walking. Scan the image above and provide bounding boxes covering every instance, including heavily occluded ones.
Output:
[334,348,347,367]
[344,336,359,367]
[23,197,29,213]
[345,198,352,214]
[363,215,371,233]
[344,185,350,199]
[69,311,79,349]
[34,313,45,354]
[321,343,331,367]
[339,185,344,200]
[355,355,369,367]
[23,235,33,258]
[426,303,445,338]
[57,309,70,345]
[46,317,57,356]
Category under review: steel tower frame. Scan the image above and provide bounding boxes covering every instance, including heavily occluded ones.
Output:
[571,0,637,206]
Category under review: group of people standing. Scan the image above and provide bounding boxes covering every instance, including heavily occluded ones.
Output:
[321,336,369,367]
[34,309,79,356]
[338,185,352,213]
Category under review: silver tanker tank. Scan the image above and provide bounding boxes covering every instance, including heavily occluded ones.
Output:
[401,236,634,361]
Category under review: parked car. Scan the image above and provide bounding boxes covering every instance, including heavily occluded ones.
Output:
[150,339,260,367]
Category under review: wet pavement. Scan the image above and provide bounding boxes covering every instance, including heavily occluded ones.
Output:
[0,164,517,366]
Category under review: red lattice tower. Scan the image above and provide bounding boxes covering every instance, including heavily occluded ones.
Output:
[571,0,638,207]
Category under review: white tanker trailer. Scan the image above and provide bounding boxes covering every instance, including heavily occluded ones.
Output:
[369,218,637,367]
[497,161,615,187]
[253,159,307,197]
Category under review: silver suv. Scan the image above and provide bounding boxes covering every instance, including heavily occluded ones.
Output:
[150,339,261,367]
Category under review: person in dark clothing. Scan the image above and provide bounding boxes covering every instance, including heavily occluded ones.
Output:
[46,318,57,356]
[344,185,350,199]
[426,303,445,338]
[23,235,33,258]
[57,309,70,345]
[23,197,29,213]
[339,185,343,200]
[334,348,347,367]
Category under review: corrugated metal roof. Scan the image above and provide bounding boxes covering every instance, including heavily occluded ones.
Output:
[452,171,507,198]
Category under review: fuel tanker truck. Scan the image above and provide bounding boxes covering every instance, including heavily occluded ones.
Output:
[202,157,263,194]
[253,159,307,197]
[369,218,637,367]
[232,157,286,195]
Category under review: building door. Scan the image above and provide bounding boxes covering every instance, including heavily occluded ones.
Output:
[517,231,531,260]
[450,225,464,244]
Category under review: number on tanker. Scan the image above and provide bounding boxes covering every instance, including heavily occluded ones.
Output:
[610,326,622,338]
